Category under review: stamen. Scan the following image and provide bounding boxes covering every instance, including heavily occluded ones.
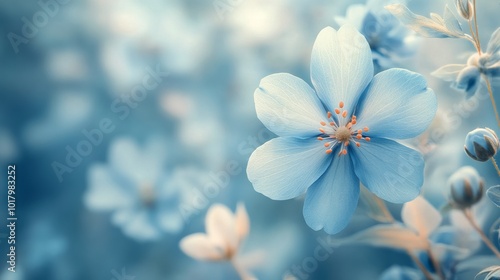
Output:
[342,110,347,118]
[327,112,332,118]
[329,122,335,126]
[364,127,369,132]
[344,141,349,146]
[334,108,340,114]
[339,101,344,108]
[341,149,347,155]
[326,149,333,154]
[317,137,324,141]
[324,143,330,147]
[347,123,352,129]
[357,129,362,134]
[320,121,326,126]
[365,137,371,142]
[356,134,362,140]
[319,128,325,133]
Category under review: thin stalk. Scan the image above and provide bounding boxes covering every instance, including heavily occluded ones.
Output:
[472,0,482,53]
[463,209,500,258]
[231,258,254,280]
[427,247,445,280]
[483,75,500,128]
[491,157,500,177]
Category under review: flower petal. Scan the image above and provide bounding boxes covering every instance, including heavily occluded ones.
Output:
[303,151,360,234]
[355,68,437,139]
[487,27,500,60]
[180,233,226,261]
[332,224,428,251]
[247,137,331,200]
[206,204,237,255]
[84,164,135,210]
[402,196,442,237]
[351,138,424,203]
[431,64,466,82]
[452,66,481,98]
[254,73,327,137]
[487,185,500,207]
[235,203,250,242]
[310,25,373,117]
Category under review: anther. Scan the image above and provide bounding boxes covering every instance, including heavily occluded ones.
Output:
[317,137,324,141]
[326,149,333,154]
[365,137,371,141]
[341,149,347,155]
[364,127,369,132]
[357,129,362,134]
[356,134,362,140]
[324,143,330,147]
[327,112,332,118]
[342,111,347,118]
[339,101,344,108]
[319,128,325,133]
[356,142,361,147]
[320,121,326,126]
[334,108,340,114]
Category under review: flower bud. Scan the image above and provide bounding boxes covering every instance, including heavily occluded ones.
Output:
[464,128,499,161]
[448,166,484,208]
[455,0,473,20]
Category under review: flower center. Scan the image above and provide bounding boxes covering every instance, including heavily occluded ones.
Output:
[317,101,371,156]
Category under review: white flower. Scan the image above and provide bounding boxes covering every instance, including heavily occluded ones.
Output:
[180,203,249,261]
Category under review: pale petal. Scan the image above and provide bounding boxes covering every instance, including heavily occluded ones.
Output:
[487,185,500,207]
[254,73,327,137]
[206,204,237,255]
[332,224,428,251]
[235,203,250,242]
[180,233,226,261]
[310,25,373,117]
[402,196,442,237]
[431,64,466,82]
[487,27,500,57]
[247,137,331,200]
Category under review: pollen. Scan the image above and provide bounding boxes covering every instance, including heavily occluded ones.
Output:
[317,101,371,156]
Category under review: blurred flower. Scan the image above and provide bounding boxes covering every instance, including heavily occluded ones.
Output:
[448,166,484,208]
[487,185,500,207]
[386,4,469,39]
[379,265,421,280]
[477,266,500,280]
[180,203,255,280]
[464,128,499,162]
[335,0,416,71]
[84,137,191,241]
[455,0,473,20]
[432,28,500,98]
[247,25,436,234]
[180,203,249,261]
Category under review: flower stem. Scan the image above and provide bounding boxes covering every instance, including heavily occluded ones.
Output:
[463,208,500,258]
[472,0,482,53]
[426,248,445,280]
[231,258,254,280]
[491,157,500,177]
[483,75,500,128]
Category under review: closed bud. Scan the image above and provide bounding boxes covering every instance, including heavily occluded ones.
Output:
[448,166,484,208]
[455,0,473,20]
[464,128,499,162]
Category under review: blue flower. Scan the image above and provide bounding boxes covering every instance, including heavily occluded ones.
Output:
[448,166,484,208]
[335,0,416,71]
[432,28,500,98]
[84,137,192,241]
[246,25,437,234]
[379,266,421,280]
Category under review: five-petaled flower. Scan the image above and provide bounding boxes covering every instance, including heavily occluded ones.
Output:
[246,25,437,234]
